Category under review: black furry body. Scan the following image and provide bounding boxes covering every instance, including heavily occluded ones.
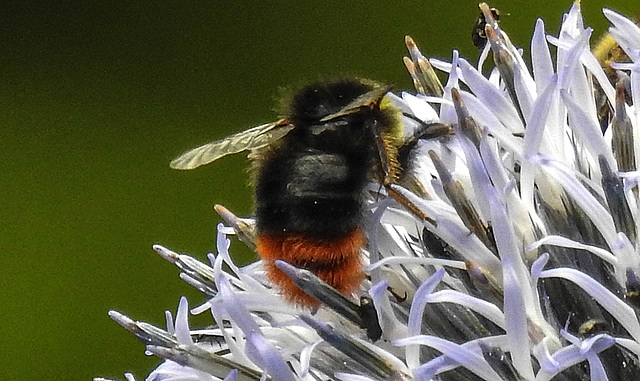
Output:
[254,79,395,239]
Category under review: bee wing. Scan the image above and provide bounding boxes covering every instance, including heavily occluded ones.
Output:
[320,85,393,122]
[170,119,293,170]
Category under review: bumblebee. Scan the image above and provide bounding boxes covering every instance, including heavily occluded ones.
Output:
[171,78,406,306]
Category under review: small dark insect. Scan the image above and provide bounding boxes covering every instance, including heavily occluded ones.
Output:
[358,296,383,341]
[171,78,410,307]
[472,7,501,49]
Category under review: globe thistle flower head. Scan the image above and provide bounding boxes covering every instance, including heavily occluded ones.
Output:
[100,3,640,380]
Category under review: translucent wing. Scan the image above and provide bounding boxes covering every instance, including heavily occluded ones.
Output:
[320,85,393,122]
[170,119,293,170]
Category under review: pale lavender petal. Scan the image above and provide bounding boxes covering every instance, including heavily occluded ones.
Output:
[586,352,608,381]
[412,335,511,380]
[528,235,617,266]
[582,50,615,105]
[407,269,445,336]
[531,18,554,92]
[561,88,616,166]
[395,335,502,381]
[552,28,590,91]
[581,334,615,354]
[386,92,412,114]
[366,256,466,271]
[477,40,491,70]
[520,75,557,210]
[540,267,640,341]
[439,51,461,125]
[368,280,408,340]
[604,8,640,58]
[426,289,506,329]
[536,335,615,381]
[513,38,538,112]
[453,125,493,220]
[222,369,238,381]
[478,133,510,191]
[216,223,239,275]
[458,58,524,132]
[175,297,194,345]
[533,156,619,246]
[245,332,295,381]
[216,223,231,257]
[566,30,598,119]
[559,2,584,39]
[445,50,463,82]
[298,340,321,378]
[165,310,175,335]
[334,373,377,381]
[488,188,536,379]
[560,328,581,346]
[217,274,260,335]
[405,269,445,369]
[530,252,549,281]
[402,92,439,124]
[458,90,524,152]
[412,355,457,381]
[207,281,252,368]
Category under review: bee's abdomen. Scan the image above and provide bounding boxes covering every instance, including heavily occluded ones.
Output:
[256,230,365,306]
[254,146,370,306]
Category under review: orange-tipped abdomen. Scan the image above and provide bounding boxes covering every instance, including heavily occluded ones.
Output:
[257,230,366,307]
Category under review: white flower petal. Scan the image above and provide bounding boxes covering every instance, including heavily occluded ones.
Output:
[604,8,640,58]
[405,269,445,369]
[175,297,194,345]
[531,18,554,92]
[540,267,640,342]
[401,92,439,124]
[528,235,618,266]
[394,335,502,381]
[458,58,524,132]
[426,289,506,329]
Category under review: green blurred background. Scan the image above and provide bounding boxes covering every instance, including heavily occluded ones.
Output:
[1,0,636,379]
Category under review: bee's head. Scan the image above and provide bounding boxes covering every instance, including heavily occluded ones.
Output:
[288,78,379,126]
